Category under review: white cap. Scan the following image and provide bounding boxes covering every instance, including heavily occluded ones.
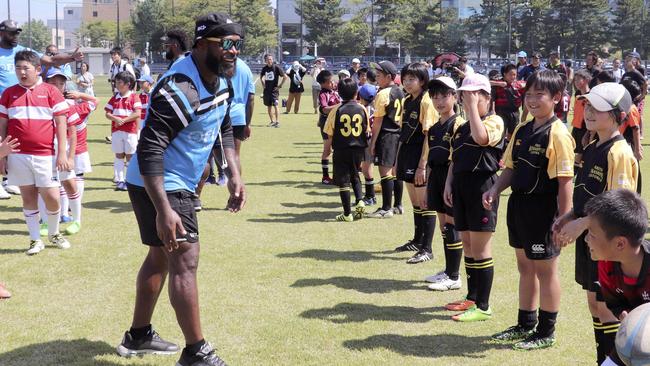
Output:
[352,58,361,64]
[339,69,351,77]
[428,76,457,91]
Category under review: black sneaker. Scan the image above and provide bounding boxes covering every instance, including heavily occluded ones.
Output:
[116,329,179,357]
[491,324,536,342]
[176,342,227,366]
[394,240,420,252]
[407,250,432,264]
[193,195,202,212]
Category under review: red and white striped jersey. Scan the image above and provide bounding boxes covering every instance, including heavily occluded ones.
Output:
[139,92,149,122]
[105,91,141,134]
[0,79,68,156]
[67,99,96,154]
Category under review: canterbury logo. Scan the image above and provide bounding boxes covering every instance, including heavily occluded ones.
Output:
[197,25,206,31]
[531,244,545,253]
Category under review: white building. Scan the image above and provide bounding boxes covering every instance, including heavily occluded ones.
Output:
[47,5,82,51]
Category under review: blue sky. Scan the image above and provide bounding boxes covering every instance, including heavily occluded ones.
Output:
[1,0,81,25]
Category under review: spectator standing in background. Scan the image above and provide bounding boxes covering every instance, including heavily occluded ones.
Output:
[76,62,94,96]
[311,58,325,114]
[285,61,306,114]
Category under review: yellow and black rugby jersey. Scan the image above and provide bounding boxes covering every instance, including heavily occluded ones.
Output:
[504,117,575,195]
[399,92,437,145]
[451,113,505,174]
[324,100,371,149]
[428,114,465,166]
[374,84,405,133]
[573,135,638,217]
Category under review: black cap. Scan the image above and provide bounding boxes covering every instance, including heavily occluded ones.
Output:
[532,52,543,59]
[370,61,398,76]
[194,13,242,42]
[0,20,21,32]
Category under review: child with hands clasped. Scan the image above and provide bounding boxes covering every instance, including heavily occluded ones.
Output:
[483,70,575,350]
[553,82,638,364]
[443,73,505,322]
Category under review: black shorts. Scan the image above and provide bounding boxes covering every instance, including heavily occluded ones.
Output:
[127,184,199,247]
[427,164,452,214]
[575,233,599,292]
[364,136,373,163]
[374,131,400,167]
[263,88,279,107]
[233,125,246,141]
[396,143,422,184]
[497,109,519,135]
[572,126,587,154]
[507,193,560,260]
[452,172,498,232]
[333,147,364,187]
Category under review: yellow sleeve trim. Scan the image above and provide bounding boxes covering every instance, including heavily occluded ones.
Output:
[323,105,340,136]
[482,114,505,147]
[607,140,639,191]
[419,95,438,132]
[374,89,389,117]
[546,121,575,179]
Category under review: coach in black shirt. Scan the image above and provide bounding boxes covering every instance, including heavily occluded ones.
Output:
[260,54,287,127]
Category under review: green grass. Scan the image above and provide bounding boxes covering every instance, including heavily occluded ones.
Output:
[0,76,649,366]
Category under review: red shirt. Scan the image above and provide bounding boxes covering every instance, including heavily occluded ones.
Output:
[139,92,149,121]
[0,80,68,156]
[494,80,524,111]
[598,241,650,318]
[105,91,141,134]
[67,99,95,154]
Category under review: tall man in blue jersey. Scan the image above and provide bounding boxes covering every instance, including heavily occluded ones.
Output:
[117,13,245,366]
[229,57,255,173]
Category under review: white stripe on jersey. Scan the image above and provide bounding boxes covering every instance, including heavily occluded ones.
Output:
[0,104,7,115]
[197,91,230,112]
[67,112,80,124]
[52,101,68,114]
[159,88,189,127]
[105,103,114,111]
[111,108,135,117]
[76,121,87,131]
[8,106,54,120]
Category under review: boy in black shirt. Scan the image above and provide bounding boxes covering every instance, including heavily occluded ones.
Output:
[260,54,287,127]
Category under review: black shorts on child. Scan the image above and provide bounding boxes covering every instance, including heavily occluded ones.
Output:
[452,172,498,232]
[374,131,399,167]
[333,147,364,187]
[396,143,422,184]
[575,232,599,292]
[427,164,452,215]
[507,192,560,260]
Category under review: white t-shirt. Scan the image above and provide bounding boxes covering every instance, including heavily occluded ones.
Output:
[141,64,150,76]
[110,60,135,81]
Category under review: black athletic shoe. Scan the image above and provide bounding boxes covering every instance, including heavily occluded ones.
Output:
[406,250,432,264]
[176,342,227,366]
[116,329,179,357]
[193,194,202,212]
[394,240,420,252]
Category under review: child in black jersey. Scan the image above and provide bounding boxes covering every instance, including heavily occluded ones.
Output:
[485,70,575,350]
[443,73,504,323]
[424,76,466,292]
[323,79,370,222]
[393,63,438,263]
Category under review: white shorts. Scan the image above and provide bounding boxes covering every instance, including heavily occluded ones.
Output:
[74,151,92,175]
[7,154,60,188]
[111,131,138,154]
[59,169,76,182]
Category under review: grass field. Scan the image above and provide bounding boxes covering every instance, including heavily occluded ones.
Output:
[0,75,649,366]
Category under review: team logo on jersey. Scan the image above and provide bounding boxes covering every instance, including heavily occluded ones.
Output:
[617,174,630,188]
[643,291,650,301]
[197,25,207,31]
[406,169,415,175]
[616,288,624,294]
[409,111,418,120]
[531,244,545,254]
[560,159,573,175]
[515,139,522,146]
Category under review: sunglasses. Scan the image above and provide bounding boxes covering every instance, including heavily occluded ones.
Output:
[205,37,243,51]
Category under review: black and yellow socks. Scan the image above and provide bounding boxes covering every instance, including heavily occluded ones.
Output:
[442,223,462,280]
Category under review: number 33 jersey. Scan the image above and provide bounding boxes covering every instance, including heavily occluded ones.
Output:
[323,100,371,149]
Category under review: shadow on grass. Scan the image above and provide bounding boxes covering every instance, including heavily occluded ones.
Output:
[0,217,23,225]
[83,176,116,182]
[0,229,26,236]
[301,303,447,323]
[0,339,159,366]
[293,142,322,146]
[84,200,133,213]
[246,180,317,187]
[248,210,333,223]
[273,155,317,159]
[291,276,427,294]
[277,249,404,262]
[343,333,511,358]
[93,161,115,167]
[0,205,22,213]
[281,202,340,209]
[305,190,338,197]
[86,138,112,145]
[283,169,320,175]
[0,248,26,254]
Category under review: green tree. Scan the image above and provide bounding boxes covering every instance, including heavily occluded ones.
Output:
[79,20,117,48]
[130,0,167,55]
[610,0,645,56]
[20,19,51,52]
[232,0,277,57]
[548,0,609,59]
[335,12,371,56]
[466,0,510,58]
[298,0,345,55]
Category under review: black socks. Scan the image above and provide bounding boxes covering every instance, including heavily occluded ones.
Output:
[364,177,375,199]
[322,159,329,177]
[518,309,537,330]
[129,324,152,340]
[594,317,620,364]
[465,257,477,302]
[380,175,394,210]
[536,310,558,337]
[442,223,462,280]
[474,257,494,311]
[393,179,403,207]
[420,210,436,253]
[185,338,206,355]
[339,187,351,216]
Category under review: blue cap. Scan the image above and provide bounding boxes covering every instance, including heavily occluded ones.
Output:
[358,84,377,102]
[45,67,70,81]
[627,51,641,59]
[137,74,154,84]
[517,51,527,58]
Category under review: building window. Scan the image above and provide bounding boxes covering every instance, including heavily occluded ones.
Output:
[93,11,98,17]
[67,10,73,15]
[282,24,300,39]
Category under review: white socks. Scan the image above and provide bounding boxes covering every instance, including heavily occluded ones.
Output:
[23,209,40,241]
[69,190,82,223]
[47,209,60,237]
[59,186,69,217]
[114,158,125,182]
